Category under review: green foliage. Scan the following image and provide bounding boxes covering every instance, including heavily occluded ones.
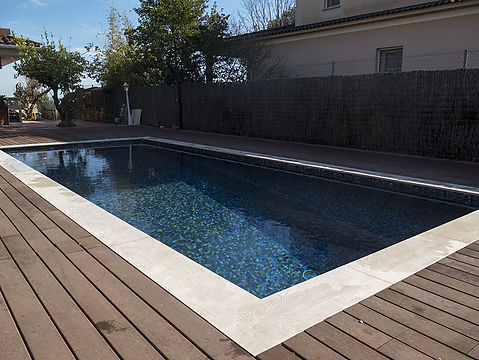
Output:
[0,95,6,108]
[198,4,231,82]
[14,32,88,126]
[90,7,145,87]
[129,0,231,84]
[132,0,205,84]
[90,0,287,86]
[37,96,56,120]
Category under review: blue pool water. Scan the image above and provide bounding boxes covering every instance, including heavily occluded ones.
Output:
[12,145,473,298]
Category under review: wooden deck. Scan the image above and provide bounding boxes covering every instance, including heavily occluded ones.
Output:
[1,123,479,359]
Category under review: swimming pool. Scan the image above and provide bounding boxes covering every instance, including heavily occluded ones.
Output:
[10,143,474,298]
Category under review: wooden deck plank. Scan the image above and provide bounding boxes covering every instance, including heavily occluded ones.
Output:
[0,191,62,254]
[450,252,479,267]
[283,332,346,360]
[2,234,119,360]
[389,281,479,322]
[377,340,433,360]
[44,209,91,240]
[88,245,254,360]
[403,275,479,310]
[376,289,479,344]
[0,257,74,360]
[0,183,57,231]
[0,207,21,239]
[31,241,164,359]
[42,227,84,254]
[306,322,388,360]
[67,250,209,360]
[469,344,479,359]
[0,169,58,212]
[361,296,478,353]
[416,268,479,298]
[439,258,479,278]
[0,237,10,260]
[75,234,104,250]
[458,248,479,260]
[0,191,164,360]
[0,287,32,360]
[395,329,473,360]
[467,243,479,252]
[256,345,303,360]
[428,263,479,287]
[343,303,408,337]
[325,312,391,349]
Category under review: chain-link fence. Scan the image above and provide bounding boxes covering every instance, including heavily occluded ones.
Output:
[292,49,479,78]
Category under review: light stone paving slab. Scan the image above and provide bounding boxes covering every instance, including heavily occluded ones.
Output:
[430,211,479,243]
[1,138,478,355]
[347,229,479,285]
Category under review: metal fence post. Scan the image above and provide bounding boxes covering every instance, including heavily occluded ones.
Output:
[463,50,469,69]
[332,61,335,76]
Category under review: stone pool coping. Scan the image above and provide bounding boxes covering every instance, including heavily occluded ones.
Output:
[1,136,478,356]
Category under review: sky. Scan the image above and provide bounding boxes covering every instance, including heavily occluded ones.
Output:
[0,0,240,97]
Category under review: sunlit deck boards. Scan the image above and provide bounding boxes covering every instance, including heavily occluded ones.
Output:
[1,124,478,359]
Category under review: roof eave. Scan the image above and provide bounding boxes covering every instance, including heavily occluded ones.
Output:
[235,0,471,40]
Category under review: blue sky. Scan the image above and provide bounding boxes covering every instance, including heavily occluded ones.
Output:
[0,0,240,96]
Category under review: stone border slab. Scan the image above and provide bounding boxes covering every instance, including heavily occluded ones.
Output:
[1,137,478,355]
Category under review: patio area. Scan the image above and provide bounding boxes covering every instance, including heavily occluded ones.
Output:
[1,122,478,359]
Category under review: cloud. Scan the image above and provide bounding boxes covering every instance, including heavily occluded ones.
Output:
[20,0,48,8]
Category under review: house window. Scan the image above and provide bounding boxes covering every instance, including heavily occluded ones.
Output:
[325,0,340,9]
[378,47,403,73]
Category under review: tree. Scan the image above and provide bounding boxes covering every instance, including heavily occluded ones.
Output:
[14,79,50,120]
[36,95,56,120]
[267,6,296,29]
[130,0,230,84]
[198,4,230,83]
[239,0,295,32]
[90,7,145,87]
[14,33,88,127]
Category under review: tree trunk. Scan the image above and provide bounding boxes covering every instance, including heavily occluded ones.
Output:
[26,104,35,120]
[26,88,50,120]
[53,88,76,127]
[205,55,214,84]
[57,111,76,127]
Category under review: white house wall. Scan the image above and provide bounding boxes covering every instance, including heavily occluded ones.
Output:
[266,12,479,78]
[296,0,431,26]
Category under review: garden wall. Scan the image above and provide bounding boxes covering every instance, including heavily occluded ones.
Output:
[92,70,479,161]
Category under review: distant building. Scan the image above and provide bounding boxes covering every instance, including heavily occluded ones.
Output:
[242,0,479,78]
